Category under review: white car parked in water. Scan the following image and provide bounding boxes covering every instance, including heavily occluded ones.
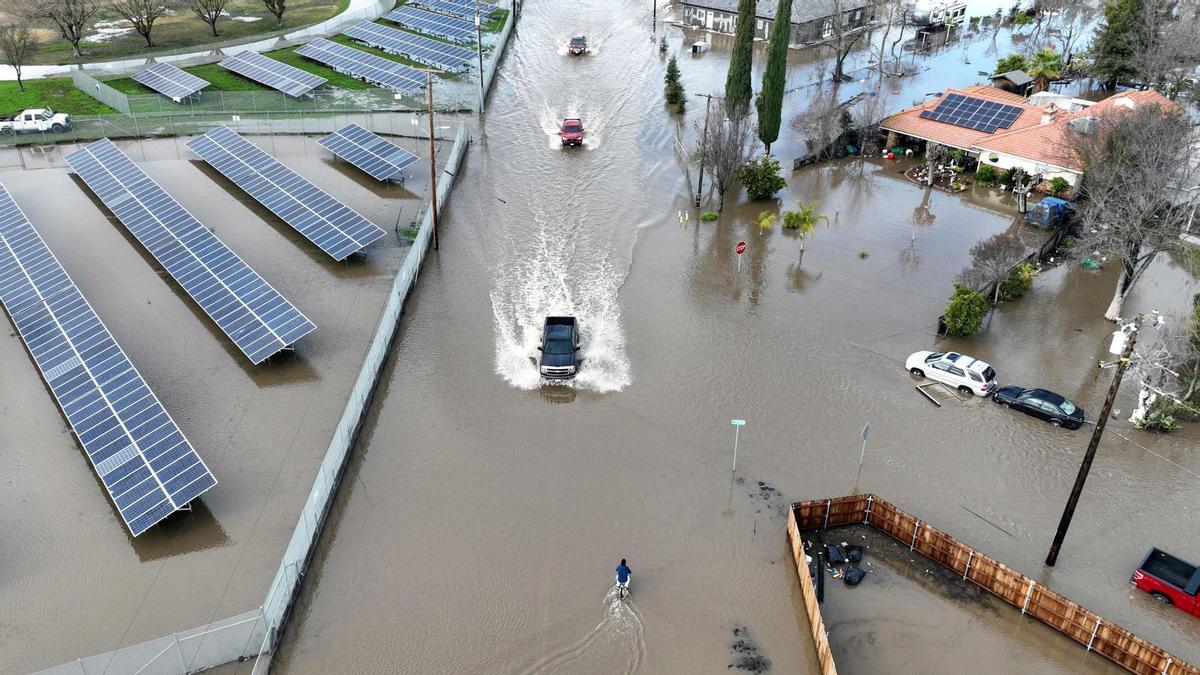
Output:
[906,350,997,397]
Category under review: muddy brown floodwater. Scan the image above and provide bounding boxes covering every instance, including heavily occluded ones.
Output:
[270,1,1200,674]
[0,134,441,671]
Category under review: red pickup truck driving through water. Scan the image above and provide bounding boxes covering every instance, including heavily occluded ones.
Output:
[1131,548,1200,617]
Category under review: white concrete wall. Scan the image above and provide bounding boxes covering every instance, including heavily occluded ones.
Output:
[977,151,1080,185]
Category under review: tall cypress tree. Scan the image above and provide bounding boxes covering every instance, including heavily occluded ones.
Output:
[724,0,756,117]
[755,0,792,153]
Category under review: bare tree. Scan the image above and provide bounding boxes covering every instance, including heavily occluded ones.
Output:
[191,0,230,36]
[871,0,905,78]
[792,94,843,161]
[693,98,755,211]
[1134,0,1200,99]
[30,0,99,58]
[261,0,286,26]
[110,0,180,47]
[821,0,867,81]
[957,231,1030,306]
[1070,103,1197,320]
[0,22,38,92]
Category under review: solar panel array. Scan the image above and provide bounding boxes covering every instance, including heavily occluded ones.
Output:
[219,51,326,97]
[918,94,1025,133]
[132,62,210,101]
[318,124,420,182]
[0,184,217,536]
[187,127,387,260]
[412,0,500,19]
[64,138,316,364]
[295,38,426,92]
[384,6,476,44]
[342,21,474,72]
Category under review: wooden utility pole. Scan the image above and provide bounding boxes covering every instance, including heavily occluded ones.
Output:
[1045,324,1137,566]
[693,93,721,208]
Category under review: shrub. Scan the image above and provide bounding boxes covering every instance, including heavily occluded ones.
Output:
[858,250,869,259]
[1136,407,1177,433]
[976,164,998,185]
[1013,12,1032,25]
[998,262,1037,300]
[737,156,787,201]
[995,53,1028,73]
[700,211,719,222]
[1148,397,1200,423]
[943,284,989,336]
[1000,166,1020,187]
[1048,176,1069,196]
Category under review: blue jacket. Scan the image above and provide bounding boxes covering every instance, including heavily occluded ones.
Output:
[616,563,631,583]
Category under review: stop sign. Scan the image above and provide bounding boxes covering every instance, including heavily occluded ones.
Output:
[735,241,747,255]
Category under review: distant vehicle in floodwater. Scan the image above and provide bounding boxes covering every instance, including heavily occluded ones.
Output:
[1024,196,1074,229]
[539,316,580,379]
[1132,548,1200,617]
[568,35,587,55]
[560,118,584,147]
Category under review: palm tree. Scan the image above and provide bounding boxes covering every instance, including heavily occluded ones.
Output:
[757,211,778,231]
[1027,47,1063,93]
[782,200,829,264]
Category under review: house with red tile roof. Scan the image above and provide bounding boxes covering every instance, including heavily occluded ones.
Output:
[881,86,1173,186]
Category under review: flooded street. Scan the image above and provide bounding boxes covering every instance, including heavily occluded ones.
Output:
[273,1,1200,674]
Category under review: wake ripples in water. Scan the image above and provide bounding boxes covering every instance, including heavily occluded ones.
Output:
[521,586,645,675]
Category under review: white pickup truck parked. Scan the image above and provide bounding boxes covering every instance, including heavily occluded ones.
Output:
[0,108,73,135]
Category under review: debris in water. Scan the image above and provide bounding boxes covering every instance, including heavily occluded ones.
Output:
[729,624,771,673]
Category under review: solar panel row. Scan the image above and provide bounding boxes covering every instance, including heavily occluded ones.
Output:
[64,138,316,365]
[383,6,476,44]
[318,124,420,182]
[412,0,500,19]
[132,62,210,102]
[918,94,1025,133]
[295,38,426,92]
[0,184,217,536]
[187,127,387,260]
[219,51,327,97]
[342,21,474,72]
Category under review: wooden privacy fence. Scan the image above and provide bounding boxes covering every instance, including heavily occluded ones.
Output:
[786,508,838,675]
[788,494,1199,675]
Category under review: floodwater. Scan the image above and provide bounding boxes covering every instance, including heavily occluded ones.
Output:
[817,525,1123,674]
[275,1,1200,674]
[0,133,438,671]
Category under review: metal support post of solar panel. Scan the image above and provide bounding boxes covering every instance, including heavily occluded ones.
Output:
[219,51,327,97]
[917,94,1024,133]
[383,6,477,44]
[0,184,217,537]
[132,62,210,103]
[187,127,387,260]
[63,138,316,365]
[318,124,420,183]
[295,38,427,92]
[341,21,475,72]
[412,0,501,19]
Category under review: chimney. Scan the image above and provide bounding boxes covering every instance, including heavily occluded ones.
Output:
[1041,104,1058,125]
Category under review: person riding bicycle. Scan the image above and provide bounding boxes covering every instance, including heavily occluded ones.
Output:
[615,559,631,594]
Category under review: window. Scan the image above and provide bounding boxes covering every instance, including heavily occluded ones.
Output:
[969,372,983,382]
[822,19,833,38]
[948,366,965,377]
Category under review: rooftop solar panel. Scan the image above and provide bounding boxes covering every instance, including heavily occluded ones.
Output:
[383,6,477,44]
[918,94,1025,133]
[0,184,217,537]
[132,62,210,102]
[411,0,500,19]
[342,21,474,72]
[187,127,387,260]
[64,138,316,364]
[295,38,427,92]
[318,124,420,182]
[219,51,326,97]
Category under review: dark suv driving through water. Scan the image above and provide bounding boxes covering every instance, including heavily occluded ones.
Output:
[539,316,580,379]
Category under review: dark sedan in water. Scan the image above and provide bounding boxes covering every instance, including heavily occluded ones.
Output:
[993,387,1085,428]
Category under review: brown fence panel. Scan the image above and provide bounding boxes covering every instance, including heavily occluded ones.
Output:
[789,494,1200,675]
[786,509,839,675]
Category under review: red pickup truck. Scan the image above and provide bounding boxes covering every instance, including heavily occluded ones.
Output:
[1131,548,1200,616]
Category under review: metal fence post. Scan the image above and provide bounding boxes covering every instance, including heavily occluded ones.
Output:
[1021,580,1036,614]
[173,632,186,673]
[1087,618,1101,651]
[863,495,873,524]
[823,499,831,530]
[910,521,920,550]
[963,550,974,580]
